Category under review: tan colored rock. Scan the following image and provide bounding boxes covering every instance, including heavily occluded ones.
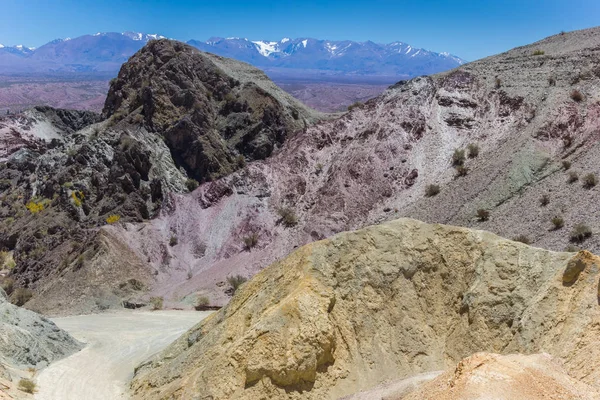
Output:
[401,352,600,400]
[562,250,597,284]
[131,218,600,399]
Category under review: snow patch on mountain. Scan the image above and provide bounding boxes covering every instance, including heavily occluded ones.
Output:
[252,40,280,57]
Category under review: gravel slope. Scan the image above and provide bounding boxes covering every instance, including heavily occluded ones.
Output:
[35,310,211,400]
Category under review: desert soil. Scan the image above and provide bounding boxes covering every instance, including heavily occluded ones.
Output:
[34,310,212,400]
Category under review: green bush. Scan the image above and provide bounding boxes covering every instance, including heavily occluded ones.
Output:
[452,149,466,166]
[494,78,501,89]
[467,143,479,158]
[567,171,578,183]
[539,195,549,206]
[11,288,33,306]
[185,178,199,192]
[562,160,571,170]
[315,163,323,175]
[425,184,440,197]
[1,277,14,295]
[571,90,583,102]
[513,235,531,245]
[551,216,564,230]
[455,165,468,177]
[18,378,36,394]
[347,101,363,111]
[243,233,259,251]
[195,295,210,310]
[570,224,592,243]
[565,245,580,252]
[150,296,164,310]
[477,209,490,221]
[169,236,178,246]
[227,275,248,294]
[277,207,298,227]
[582,173,597,189]
[532,49,545,56]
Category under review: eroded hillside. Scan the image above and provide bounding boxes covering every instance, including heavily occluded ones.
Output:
[130,218,600,399]
[0,40,321,314]
[97,27,600,308]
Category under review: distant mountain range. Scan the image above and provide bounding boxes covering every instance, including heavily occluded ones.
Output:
[0,32,465,80]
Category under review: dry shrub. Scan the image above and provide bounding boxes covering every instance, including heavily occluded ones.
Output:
[425,184,440,197]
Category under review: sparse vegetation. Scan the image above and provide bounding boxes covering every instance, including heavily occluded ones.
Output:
[565,245,580,252]
[315,163,323,175]
[532,49,545,56]
[119,135,136,151]
[347,101,363,111]
[1,277,14,295]
[276,207,298,227]
[452,149,466,166]
[567,171,578,183]
[551,216,565,230]
[494,78,501,89]
[195,295,210,310]
[571,89,583,102]
[425,184,440,197]
[169,235,178,246]
[562,160,572,170]
[243,232,259,250]
[477,209,490,221]
[18,378,36,394]
[70,190,84,207]
[539,195,550,207]
[150,296,164,310]
[582,173,597,189]
[105,214,121,224]
[185,178,199,192]
[227,275,248,294]
[467,143,479,158]
[455,165,468,177]
[570,224,592,243]
[236,155,246,168]
[11,288,33,306]
[26,200,45,214]
[513,235,531,245]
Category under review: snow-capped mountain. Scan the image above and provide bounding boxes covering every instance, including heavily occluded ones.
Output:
[187,37,466,78]
[0,32,164,74]
[0,33,465,79]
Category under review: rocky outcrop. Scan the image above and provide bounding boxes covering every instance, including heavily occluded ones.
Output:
[0,288,81,368]
[130,218,600,399]
[0,40,319,315]
[402,353,600,400]
[103,39,321,182]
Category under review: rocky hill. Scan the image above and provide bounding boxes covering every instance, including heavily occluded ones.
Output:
[0,40,320,314]
[89,27,600,310]
[2,27,600,316]
[103,39,320,181]
[130,218,600,399]
[0,287,81,369]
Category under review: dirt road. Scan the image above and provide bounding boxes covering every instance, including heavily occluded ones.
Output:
[35,310,211,400]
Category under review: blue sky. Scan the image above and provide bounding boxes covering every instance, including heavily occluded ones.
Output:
[0,0,599,60]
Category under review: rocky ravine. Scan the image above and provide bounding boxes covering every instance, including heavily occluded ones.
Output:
[99,27,600,308]
[130,218,600,399]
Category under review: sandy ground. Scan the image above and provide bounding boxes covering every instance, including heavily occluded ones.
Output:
[35,310,211,400]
